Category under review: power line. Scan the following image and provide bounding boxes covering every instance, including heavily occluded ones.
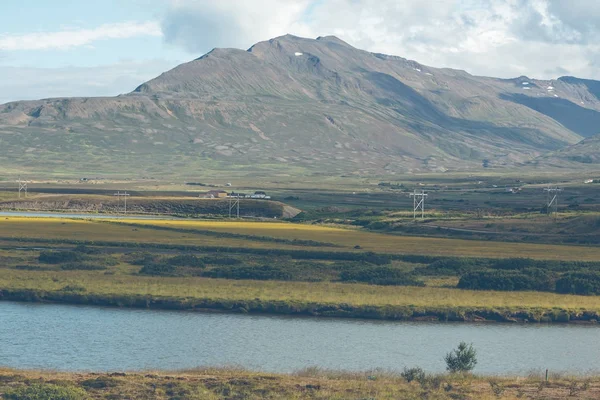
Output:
[543,185,562,219]
[17,177,27,198]
[113,191,130,215]
[228,193,240,219]
[410,190,428,219]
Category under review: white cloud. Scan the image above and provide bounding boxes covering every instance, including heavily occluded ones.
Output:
[161,0,600,79]
[0,21,162,51]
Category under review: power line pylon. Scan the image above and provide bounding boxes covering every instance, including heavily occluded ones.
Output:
[544,185,562,219]
[229,193,240,219]
[17,177,28,198]
[113,191,130,215]
[410,190,428,219]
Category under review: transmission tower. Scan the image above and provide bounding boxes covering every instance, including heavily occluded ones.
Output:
[410,190,428,219]
[228,193,240,219]
[17,177,28,198]
[113,191,130,215]
[544,185,562,218]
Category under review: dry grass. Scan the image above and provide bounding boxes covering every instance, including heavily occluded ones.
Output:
[2,268,600,312]
[1,368,599,399]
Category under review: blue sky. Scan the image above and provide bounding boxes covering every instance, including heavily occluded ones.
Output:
[1,0,599,104]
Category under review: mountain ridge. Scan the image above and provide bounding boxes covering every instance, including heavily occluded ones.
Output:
[1,34,599,177]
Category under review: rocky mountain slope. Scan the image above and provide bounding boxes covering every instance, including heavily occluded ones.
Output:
[1,34,599,177]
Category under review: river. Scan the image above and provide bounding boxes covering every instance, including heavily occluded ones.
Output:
[0,301,598,374]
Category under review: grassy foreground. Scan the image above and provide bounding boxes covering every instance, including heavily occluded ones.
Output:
[0,368,598,399]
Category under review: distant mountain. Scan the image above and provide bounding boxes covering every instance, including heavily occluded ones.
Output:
[1,34,600,178]
[532,134,600,168]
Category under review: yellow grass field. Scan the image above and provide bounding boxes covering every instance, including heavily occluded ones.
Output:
[1,216,600,260]
[3,268,600,312]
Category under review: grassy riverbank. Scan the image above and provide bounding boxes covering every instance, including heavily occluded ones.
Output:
[2,270,600,322]
[0,367,598,399]
[2,217,600,323]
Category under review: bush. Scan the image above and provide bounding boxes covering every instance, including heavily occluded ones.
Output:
[72,245,101,255]
[203,265,293,281]
[123,252,159,265]
[457,269,555,292]
[5,383,88,400]
[555,272,600,295]
[60,263,108,271]
[401,367,426,383]
[445,342,477,373]
[339,266,424,286]
[39,251,84,264]
[202,256,241,265]
[167,254,205,268]
[139,263,177,276]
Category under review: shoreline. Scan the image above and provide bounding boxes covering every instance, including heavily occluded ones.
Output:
[2,288,598,324]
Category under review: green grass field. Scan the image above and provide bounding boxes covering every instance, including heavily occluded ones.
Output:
[2,217,600,260]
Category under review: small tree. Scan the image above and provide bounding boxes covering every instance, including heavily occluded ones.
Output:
[444,342,477,373]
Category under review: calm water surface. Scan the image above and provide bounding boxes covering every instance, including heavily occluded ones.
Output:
[1,301,598,374]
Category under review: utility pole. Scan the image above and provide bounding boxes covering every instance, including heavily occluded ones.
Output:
[410,190,428,219]
[228,193,240,219]
[113,191,130,215]
[17,177,27,198]
[544,185,562,219]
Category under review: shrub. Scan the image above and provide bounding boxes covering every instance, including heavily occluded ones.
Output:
[5,383,88,400]
[457,269,555,292]
[167,254,205,268]
[339,266,424,286]
[445,342,477,373]
[139,263,177,276]
[39,251,84,264]
[60,263,107,271]
[72,245,101,255]
[202,256,241,265]
[401,367,426,383]
[203,265,293,281]
[555,272,600,295]
[123,252,159,265]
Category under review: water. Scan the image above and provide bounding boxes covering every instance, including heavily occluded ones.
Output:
[1,301,598,374]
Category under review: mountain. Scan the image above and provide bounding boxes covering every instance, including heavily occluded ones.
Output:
[1,34,600,178]
[533,134,600,168]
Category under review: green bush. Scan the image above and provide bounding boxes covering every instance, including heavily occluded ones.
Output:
[39,251,84,264]
[555,272,600,295]
[202,256,241,265]
[61,263,107,271]
[5,383,88,400]
[401,367,426,383]
[167,254,205,268]
[139,263,177,276]
[457,269,555,292]
[72,245,101,255]
[339,266,424,286]
[445,342,477,373]
[203,265,293,281]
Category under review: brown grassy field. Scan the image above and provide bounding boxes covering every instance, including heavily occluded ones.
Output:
[0,367,598,399]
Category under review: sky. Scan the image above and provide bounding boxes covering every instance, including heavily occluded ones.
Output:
[1,0,600,104]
